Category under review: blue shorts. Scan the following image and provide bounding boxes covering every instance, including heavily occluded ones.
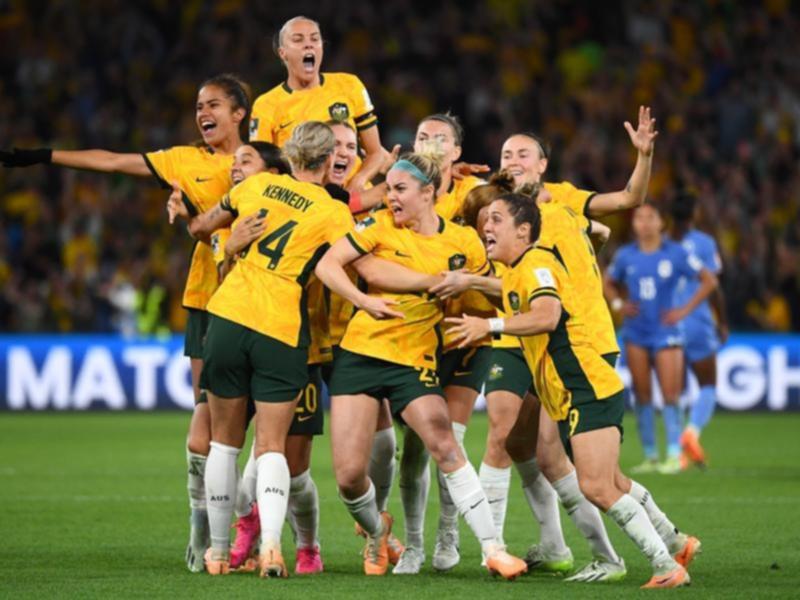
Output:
[683,320,719,363]
[621,327,684,354]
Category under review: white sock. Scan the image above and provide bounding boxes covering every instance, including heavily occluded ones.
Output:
[399,428,430,549]
[437,422,467,529]
[287,469,319,549]
[370,427,396,512]
[444,462,499,554]
[341,480,381,536]
[607,494,673,569]
[514,457,569,554]
[552,470,620,563]
[479,462,511,544]
[234,444,257,518]
[256,452,290,549]
[205,441,240,552]
[629,480,681,552]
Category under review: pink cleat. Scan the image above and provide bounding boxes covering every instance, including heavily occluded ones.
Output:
[295,545,324,574]
[230,504,260,570]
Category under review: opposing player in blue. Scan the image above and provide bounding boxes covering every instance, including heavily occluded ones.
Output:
[670,191,728,469]
[605,203,718,474]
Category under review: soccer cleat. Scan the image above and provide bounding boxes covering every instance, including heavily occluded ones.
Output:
[259,544,288,578]
[230,504,260,570]
[392,546,425,575]
[363,512,393,576]
[387,533,405,566]
[673,535,702,568]
[565,558,627,583]
[432,526,460,572]
[523,544,574,575]
[186,510,209,572]
[657,457,682,475]
[680,429,707,468]
[204,547,230,575]
[295,545,323,574]
[484,545,528,580]
[641,564,690,589]
[630,459,660,474]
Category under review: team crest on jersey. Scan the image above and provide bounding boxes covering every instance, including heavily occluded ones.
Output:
[355,216,376,231]
[488,364,504,381]
[328,102,350,122]
[249,118,259,138]
[210,233,220,256]
[448,254,467,271]
[658,259,673,278]
[508,291,521,312]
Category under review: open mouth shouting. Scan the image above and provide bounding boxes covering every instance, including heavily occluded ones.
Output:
[302,52,316,73]
[485,233,497,255]
[331,159,349,179]
[199,118,217,138]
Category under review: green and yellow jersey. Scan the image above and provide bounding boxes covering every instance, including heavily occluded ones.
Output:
[490,260,522,350]
[434,176,485,222]
[501,247,623,421]
[143,145,234,309]
[250,73,377,146]
[342,209,490,371]
[207,172,352,348]
[543,181,595,218]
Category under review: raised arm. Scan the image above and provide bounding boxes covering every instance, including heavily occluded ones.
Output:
[1,147,151,176]
[349,126,386,191]
[585,106,658,217]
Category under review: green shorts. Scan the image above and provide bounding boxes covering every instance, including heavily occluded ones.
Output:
[202,315,308,402]
[558,390,625,459]
[184,308,210,359]
[328,349,444,417]
[289,364,325,436]
[439,346,492,392]
[483,348,534,398]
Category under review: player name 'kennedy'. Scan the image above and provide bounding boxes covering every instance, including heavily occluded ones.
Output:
[262,184,314,212]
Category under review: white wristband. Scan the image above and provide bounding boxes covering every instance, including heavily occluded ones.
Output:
[488,318,505,334]
[611,298,624,312]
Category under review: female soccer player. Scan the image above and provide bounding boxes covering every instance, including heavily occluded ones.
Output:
[314,153,527,580]
[250,16,385,191]
[173,122,353,578]
[670,191,728,469]
[448,192,694,588]
[1,74,250,572]
[605,203,718,474]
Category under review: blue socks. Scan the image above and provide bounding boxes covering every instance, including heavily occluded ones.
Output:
[689,385,717,433]
[662,404,682,459]
[635,404,657,460]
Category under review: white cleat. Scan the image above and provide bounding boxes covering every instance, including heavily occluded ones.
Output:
[392,547,425,574]
[432,527,460,572]
[524,543,574,575]
[565,558,627,583]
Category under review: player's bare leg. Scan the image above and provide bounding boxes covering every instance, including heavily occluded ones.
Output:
[185,358,211,573]
[627,343,659,472]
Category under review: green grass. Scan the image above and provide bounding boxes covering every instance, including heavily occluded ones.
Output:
[1,412,798,598]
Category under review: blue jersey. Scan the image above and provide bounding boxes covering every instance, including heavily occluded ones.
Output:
[675,229,721,329]
[608,238,703,349]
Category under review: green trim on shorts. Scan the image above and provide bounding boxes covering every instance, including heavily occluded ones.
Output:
[557,390,625,459]
[547,312,597,404]
[184,308,210,359]
[439,346,492,392]
[328,349,444,418]
[484,347,534,398]
[202,315,308,402]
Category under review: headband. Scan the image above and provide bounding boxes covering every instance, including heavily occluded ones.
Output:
[391,159,432,185]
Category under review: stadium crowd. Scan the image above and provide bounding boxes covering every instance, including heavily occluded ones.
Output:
[1,0,798,333]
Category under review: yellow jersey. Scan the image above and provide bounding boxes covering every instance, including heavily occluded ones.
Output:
[342,209,490,371]
[490,261,522,350]
[207,173,352,347]
[537,202,620,356]
[250,73,378,146]
[144,145,233,310]
[501,247,623,421]
[435,176,485,222]
[307,276,333,365]
[543,181,595,218]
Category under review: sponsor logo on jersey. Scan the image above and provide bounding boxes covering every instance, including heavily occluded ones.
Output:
[328,102,350,122]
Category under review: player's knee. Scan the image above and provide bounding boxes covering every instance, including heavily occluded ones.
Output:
[485,429,511,465]
[578,476,615,512]
[426,435,461,470]
[187,433,210,456]
[335,462,367,496]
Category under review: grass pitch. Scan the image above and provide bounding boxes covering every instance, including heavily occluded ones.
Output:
[1,412,798,598]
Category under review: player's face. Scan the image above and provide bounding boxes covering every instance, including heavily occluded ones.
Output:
[500,135,547,186]
[196,85,244,147]
[386,169,433,226]
[414,120,462,167]
[633,204,663,240]
[484,200,526,263]
[231,145,267,185]
[328,124,357,185]
[475,205,491,243]
[279,19,323,79]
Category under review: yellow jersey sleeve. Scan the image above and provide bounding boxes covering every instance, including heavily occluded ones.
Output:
[546,181,595,218]
[345,214,381,255]
[249,92,279,143]
[346,74,378,132]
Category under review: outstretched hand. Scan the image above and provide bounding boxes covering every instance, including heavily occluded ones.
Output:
[0,147,53,167]
[624,106,658,157]
[167,181,189,224]
[444,314,490,348]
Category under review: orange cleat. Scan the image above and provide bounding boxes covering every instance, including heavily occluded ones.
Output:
[204,547,230,575]
[362,512,393,576]
[641,564,691,589]
[674,535,702,569]
[484,546,528,581]
[680,429,707,468]
[259,544,288,578]
[387,533,405,566]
